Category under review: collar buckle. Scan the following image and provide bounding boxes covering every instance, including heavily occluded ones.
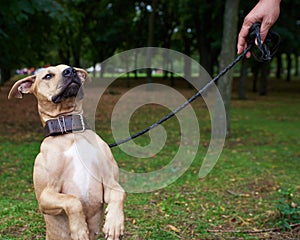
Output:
[72,114,86,133]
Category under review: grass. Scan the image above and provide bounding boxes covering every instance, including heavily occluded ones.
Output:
[0,76,300,239]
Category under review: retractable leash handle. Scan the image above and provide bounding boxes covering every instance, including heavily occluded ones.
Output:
[108,23,280,148]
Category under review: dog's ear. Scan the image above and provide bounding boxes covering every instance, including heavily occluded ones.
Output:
[74,67,91,83]
[8,75,36,99]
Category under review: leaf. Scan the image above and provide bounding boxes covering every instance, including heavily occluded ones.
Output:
[167,224,180,233]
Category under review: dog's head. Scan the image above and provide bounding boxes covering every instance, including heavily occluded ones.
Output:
[8,64,90,102]
[8,64,90,123]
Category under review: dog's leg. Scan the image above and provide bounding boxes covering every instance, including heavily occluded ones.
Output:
[103,185,125,240]
[86,211,103,240]
[39,188,89,240]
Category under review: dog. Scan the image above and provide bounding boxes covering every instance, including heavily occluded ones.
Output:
[8,64,125,240]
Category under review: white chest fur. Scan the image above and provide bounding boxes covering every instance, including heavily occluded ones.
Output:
[63,138,99,202]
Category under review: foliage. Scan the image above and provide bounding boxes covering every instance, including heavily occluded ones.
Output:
[274,188,300,230]
[275,0,300,54]
[83,0,136,65]
[0,0,298,80]
[0,0,65,68]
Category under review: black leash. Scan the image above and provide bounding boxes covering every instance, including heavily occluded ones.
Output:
[108,23,280,148]
[247,23,280,62]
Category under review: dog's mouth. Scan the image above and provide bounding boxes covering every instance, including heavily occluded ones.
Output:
[52,68,84,104]
[52,81,84,104]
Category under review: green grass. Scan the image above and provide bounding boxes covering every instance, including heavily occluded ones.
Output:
[0,77,300,239]
[0,142,45,239]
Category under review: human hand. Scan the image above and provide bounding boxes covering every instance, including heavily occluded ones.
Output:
[237,0,281,57]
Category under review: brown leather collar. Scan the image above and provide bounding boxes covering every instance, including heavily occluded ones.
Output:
[44,114,89,138]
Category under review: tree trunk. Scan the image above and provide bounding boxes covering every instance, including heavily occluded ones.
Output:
[259,62,269,95]
[92,62,97,78]
[73,53,80,67]
[183,46,191,85]
[146,0,157,84]
[58,49,70,66]
[100,62,107,78]
[217,0,240,136]
[295,52,299,76]
[276,53,282,79]
[181,28,193,86]
[72,42,81,67]
[252,62,259,92]
[193,6,213,75]
[134,49,139,79]
[286,53,292,82]
[198,38,213,75]
[238,58,247,99]
[0,67,12,85]
[162,50,170,81]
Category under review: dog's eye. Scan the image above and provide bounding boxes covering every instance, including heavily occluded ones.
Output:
[42,73,54,80]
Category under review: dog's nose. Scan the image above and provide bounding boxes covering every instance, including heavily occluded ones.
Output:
[62,67,76,78]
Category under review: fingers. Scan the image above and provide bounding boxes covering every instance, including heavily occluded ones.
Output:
[237,28,248,54]
[237,20,252,56]
[259,19,274,43]
[260,0,280,42]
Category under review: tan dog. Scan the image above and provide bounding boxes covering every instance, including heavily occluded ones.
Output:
[8,64,125,240]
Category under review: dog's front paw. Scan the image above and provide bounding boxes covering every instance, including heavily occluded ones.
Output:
[103,225,124,240]
[103,208,124,240]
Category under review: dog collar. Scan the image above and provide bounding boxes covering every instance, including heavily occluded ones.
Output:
[44,114,89,138]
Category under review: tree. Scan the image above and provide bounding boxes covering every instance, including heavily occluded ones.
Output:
[238,58,248,99]
[146,0,157,83]
[83,0,135,75]
[0,0,64,83]
[274,0,300,82]
[186,0,224,75]
[217,0,240,136]
[1,0,299,92]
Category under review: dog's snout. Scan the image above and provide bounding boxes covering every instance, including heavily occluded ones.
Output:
[62,67,76,78]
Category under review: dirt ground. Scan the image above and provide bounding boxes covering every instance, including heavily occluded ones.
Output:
[1,81,41,140]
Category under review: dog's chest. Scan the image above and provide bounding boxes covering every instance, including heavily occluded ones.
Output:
[63,139,101,202]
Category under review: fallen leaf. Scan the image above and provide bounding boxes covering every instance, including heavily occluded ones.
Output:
[167,224,180,233]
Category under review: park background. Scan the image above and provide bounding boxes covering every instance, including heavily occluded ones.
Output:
[0,0,300,239]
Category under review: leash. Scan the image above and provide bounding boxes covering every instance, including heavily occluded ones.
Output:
[108,23,280,148]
